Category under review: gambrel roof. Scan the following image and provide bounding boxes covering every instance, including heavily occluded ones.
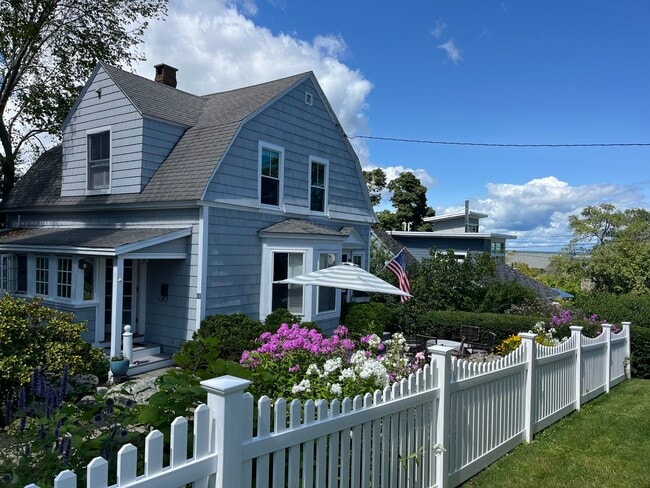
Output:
[2,65,313,209]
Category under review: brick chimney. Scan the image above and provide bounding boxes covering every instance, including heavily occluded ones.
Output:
[154,63,178,88]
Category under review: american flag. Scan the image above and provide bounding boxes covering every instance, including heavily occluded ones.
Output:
[386,250,411,302]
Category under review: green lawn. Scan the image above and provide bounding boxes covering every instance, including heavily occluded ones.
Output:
[462,379,650,488]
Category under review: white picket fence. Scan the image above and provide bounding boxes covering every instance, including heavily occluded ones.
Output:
[26,322,631,488]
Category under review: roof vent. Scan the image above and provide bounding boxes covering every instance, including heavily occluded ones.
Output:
[154,63,178,88]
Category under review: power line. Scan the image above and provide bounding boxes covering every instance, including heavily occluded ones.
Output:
[348,134,650,148]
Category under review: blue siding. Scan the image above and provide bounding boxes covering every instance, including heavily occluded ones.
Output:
[393,235,492,261]
[203,78,374,223]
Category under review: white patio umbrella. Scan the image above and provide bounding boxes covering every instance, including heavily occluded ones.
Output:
[274,262,411,297]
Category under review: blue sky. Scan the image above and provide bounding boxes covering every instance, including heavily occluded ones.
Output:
[135,0,650,250]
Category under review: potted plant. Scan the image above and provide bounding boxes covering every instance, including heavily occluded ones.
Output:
[109,354,130,378]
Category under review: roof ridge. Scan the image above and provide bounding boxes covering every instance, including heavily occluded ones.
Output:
[100,61,203,100]
[200,71,311,99]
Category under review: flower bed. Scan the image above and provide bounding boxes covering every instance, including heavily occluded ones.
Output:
[240,324,426,401]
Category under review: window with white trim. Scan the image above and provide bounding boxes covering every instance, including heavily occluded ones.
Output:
[272,252,304,314]
[259,143,283,207]
[310,158,328,213]
[1,255,17,292]
[87,130,110,191]
[57,257,73,299]
[82,258,95,301]
[317,252,336,314]
[35,256,49,296]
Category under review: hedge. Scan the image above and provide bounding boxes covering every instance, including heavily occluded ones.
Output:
[631,326,650,379]
[396,310,545,344]
[573,292,650,328]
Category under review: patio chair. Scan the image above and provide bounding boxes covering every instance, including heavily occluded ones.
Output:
[459,325,480,355]
[472,331,497,354]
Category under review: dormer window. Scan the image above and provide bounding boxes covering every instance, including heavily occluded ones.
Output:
[87,130,110,191]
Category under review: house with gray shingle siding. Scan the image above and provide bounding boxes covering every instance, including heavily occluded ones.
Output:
[0,63,375,373]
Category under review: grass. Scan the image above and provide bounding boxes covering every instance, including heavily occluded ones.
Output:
[462,379,650,488]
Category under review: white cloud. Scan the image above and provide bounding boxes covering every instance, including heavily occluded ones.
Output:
[438,176,645,250]
[133,0,372,161]
[437,39,462,64]
[430,20,447,39]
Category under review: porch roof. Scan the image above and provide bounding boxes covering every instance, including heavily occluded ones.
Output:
[0,227,191,257]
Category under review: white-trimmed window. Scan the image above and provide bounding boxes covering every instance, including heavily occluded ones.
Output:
[309,157,328,213]
[1,255,17,292]
[271,252,304,315]
[81,257,95,301]
[35,256,49,296]
[259,142,283,207]
[57,257,73,299]
[87,129,110,191]
[317,252,336,314]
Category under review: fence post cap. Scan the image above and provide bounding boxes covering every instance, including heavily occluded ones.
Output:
[621,321,631,326]
[518,332,537,340]
[201,375,251,395]
[427,345,456,356]
[601,323,613,329]
[569,325,583,332]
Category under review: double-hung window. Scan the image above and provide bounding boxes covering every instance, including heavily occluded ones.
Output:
[260,143,283,207]
[310,158,328,213]
[35,256,49,296]
[57,257,73,299]
[1,255,17,292]
[87,130,110,191]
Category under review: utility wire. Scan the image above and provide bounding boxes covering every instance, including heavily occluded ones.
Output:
[348,134,650,147]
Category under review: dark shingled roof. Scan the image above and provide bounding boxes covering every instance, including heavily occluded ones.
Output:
[0,227,186,249]
[260,219,346,237]
[495,263,558,300]
[371,227,418,269]
[2,65,310,209]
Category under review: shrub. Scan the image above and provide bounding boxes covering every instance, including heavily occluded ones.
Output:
[343,302,390,338]
[631,326,650,379]
[177,313,264,365]
[479,281,538,314]
[264,308,302,330]
[0,294,105,402]
[573,292,650,327]
[407,310,544,344]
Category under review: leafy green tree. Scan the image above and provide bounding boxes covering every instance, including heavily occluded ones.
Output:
[0,0,168,197]
[547,204,650,294]
[387,172,435,231]
[363,167,386,206]
[410,249,496,311]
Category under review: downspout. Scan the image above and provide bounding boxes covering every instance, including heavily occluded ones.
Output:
[195,204,208,331]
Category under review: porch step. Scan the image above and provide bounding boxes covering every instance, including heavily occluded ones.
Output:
[132,344,162,359]
[127,354,175,376]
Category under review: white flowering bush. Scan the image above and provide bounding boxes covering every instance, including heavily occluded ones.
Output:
[241,324,426,401]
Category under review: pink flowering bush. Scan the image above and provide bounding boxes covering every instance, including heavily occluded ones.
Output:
[240,324,423,401]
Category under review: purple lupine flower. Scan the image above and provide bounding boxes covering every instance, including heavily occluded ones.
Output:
[288,364,300,373]
[18,386,26,410]
[38,423,46,440]
[19,416,27,432]
[61,365,70,398]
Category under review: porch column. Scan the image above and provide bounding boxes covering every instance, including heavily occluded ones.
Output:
[110,256,124,359]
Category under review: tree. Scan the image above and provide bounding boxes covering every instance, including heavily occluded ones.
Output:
[386,172,435,231]
[363,167,386,206]
[0,0,168,197]
[410,249,496,311]
[548,204,650,294]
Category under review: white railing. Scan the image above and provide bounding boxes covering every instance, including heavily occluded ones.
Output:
[26,322,631,488]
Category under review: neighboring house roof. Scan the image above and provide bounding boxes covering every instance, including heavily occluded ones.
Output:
[2,66,311,209]
[259,219,346,237]
[386,230,516,240]
[424,210,488,222]
[0,227,191,255]
[506,251,555,271]
[495,264,558,300]
[371,227,418,269]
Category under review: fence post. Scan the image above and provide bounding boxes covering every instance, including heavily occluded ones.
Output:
[428,345,455,488]
[621,322,632,379]
[519,333,537,442]
[602,323,613,393]
[570,326,583,410]
[122,325,133,362]
[201,375,252,488]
